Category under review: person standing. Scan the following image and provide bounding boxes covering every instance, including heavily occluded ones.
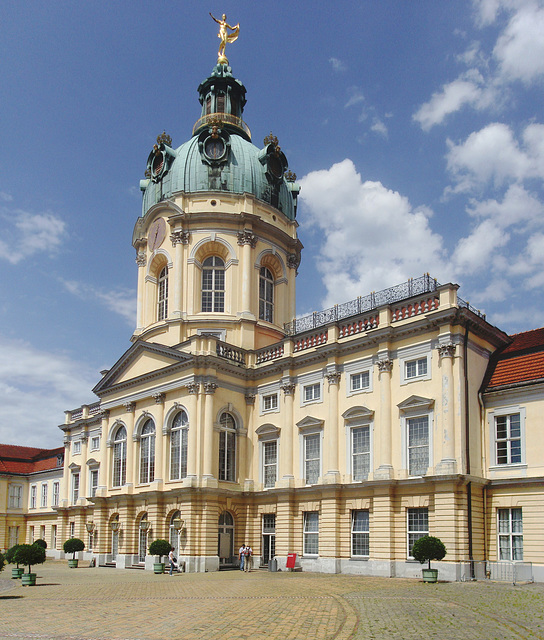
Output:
[243,544,252,572]
[168,547,176,576]
[239,544,245,571]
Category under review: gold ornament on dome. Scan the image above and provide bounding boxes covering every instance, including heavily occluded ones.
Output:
[285,170,297,182]
[210,12,239,65]
[156,131,172,147]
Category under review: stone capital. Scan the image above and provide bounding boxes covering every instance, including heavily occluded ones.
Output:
[237,230,257,247]
[437,343,456,359]
[170,230,190,246]
[377,359,393,373]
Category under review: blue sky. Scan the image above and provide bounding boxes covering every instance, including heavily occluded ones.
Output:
[1,0,544,446]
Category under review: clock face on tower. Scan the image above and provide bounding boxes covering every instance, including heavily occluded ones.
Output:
[148,218,166,251]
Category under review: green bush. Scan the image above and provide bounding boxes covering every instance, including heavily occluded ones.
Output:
[14,544,46,574]
[63,538,85,559]
[5,544,21,567]
[148,539,171,561]
[0,552,5,573]
[34,538,47,549]
[412,535,447,570]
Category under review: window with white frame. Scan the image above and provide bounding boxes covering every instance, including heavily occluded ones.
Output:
[498,508,523,561]
[262,393,278,413]
[351,426,371,481]
[170,410,189,480]
[8,484,23,509]
[495,413,522,465]
[405,357,428,379]
[350,371,370,393]
[51,524,57,549]
[71,473,80,504]
[29,526,34,543]
[202,256,225,312]
[407,507,428,558]
[262,440,277,489]
[351,510,370,557]
[304,433,321,484]
[399,345,432,385]
[90,435,100,451]
[218,412,236,482]
[40,525,45,540]
[157,265,168,321]
[113,425,127,487]
[72,440,81,455]
[407,416,430,476]
[40,483,48,507]
[9,526,19,547]
[140,419,156,484]
[30,485,37,509]
[89,469,99,497]
[52,481,60,507]
[303,511,319,556]
[69,522,75,538]
[259,266,274,322]
[303,383,321,404]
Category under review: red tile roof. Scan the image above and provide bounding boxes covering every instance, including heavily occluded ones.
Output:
[0,444,64,476]
[487,327,544,389]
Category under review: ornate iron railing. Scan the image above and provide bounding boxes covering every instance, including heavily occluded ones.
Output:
[284,274,484,335]
[192,113,251,139]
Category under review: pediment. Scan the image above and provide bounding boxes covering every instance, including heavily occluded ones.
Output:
[296,415,324,431]
[342,406,374,421]
[397,395,434,412]
[255,423,281,437]
[93,341,194,395]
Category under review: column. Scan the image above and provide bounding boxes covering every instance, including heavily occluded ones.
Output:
[202,382,217,478]
[324,368,341,482]
[79,429,89,500]
[98,410,110,494]
[436,343,457,474]
[184,384,200,480]
[287,254,299,322]
[123,402,136,487]
[135,244,146,330]
[152,392,165,486]
[374,358,394,480]
[170,230,190,318]
[237,230,256,317]
[279,378,295,486]
[243,393,256,489]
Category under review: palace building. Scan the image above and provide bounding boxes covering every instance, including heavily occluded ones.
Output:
[2,38,543,581]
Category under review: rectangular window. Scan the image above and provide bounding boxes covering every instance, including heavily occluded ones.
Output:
[30,485,37,509]
[40,483,48,507]
[263,440,277,489]
[8,484,23,509]
[52,482,60,507]
[351,371,370,392]
[72,473,80,504]
[351,510,370,557]
[219,430,236,482]
[407,507,429,557]
[51,525,57,549]
[495,414,522,464]
[72,440,81,455]
[352,426,370,481]
[29,526,34,543]
[303,383,321,403]
[170,428,188,480]
[90,469,99,497]
[69,522,75,539]
[498,508,523,561]
[407,416,429,476]
[405,357,428,379]
[40,525,45,540]
[304,433,321,484]
[262,393,278,412]
[8,526,19,547]
[303,511,319,556]
[90,436,100,451]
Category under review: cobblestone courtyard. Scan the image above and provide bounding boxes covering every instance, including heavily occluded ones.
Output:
[1,561,543,640]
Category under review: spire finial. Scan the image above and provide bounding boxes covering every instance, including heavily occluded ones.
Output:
[210,12,239,65]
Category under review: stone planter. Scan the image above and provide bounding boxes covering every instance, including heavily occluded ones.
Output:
[21,572,37,586]
[11,567,24,579]
[153,562,165,574]
[422,568,439,583]
[68,559,79,568]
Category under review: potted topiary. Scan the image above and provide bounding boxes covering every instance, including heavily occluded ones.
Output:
[412,535,447,583]
[148,539,171,574]
[63,538,85,568]
[34,538,47,550]
[14,543,46,586]
[5,544,24,579]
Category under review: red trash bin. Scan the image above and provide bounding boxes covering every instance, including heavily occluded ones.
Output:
[286,553,297,569]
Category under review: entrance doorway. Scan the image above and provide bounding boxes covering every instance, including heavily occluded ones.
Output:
[138,513,149,563]
[262,514,276,566]
[218,511,235,567]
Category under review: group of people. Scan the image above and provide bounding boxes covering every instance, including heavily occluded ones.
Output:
[239,544,253,572]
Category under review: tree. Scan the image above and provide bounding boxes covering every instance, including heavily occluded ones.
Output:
[34,538,47,549]
[0,552,5,573]
[412,536,447,570]
[148,539,171,562]
[63,538,85,559]
[5,544,22,568]
[14,544,46,574]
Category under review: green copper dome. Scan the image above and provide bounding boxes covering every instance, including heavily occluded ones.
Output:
[140,64,299,221]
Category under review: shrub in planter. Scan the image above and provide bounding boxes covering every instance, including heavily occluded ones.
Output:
[63,538,85,568]
[34,538,47,549]
[0,551,5,574]
[148,539,171,574]
[14,544,46,586]
[6,544,24,578]
[412,536,447,583]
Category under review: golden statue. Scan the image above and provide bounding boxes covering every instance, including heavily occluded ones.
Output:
[210,12,239,64]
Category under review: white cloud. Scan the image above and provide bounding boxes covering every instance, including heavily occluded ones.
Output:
[466,183,544,228]
[452,218,509,271]
[61,279,136,325]
[345,88,365,109]
[371,118,388,137]
[0,211,66,264]
[0,336,97,447]
[329,57,346,73]
[299,160,446,308]
[0,191,13,202]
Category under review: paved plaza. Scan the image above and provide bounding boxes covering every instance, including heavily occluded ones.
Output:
[1,561,544,640]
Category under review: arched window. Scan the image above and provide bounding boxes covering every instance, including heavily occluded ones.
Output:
[140,419,156,484]
[157,266,168,321]
[218,412,236,482]
[112,426,127,487]
[259,266,274,322]
[170,410,188,480]
[202,256,225,312]
[169,510,182,558]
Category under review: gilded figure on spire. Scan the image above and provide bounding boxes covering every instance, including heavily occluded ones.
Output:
[210,12,239,64]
